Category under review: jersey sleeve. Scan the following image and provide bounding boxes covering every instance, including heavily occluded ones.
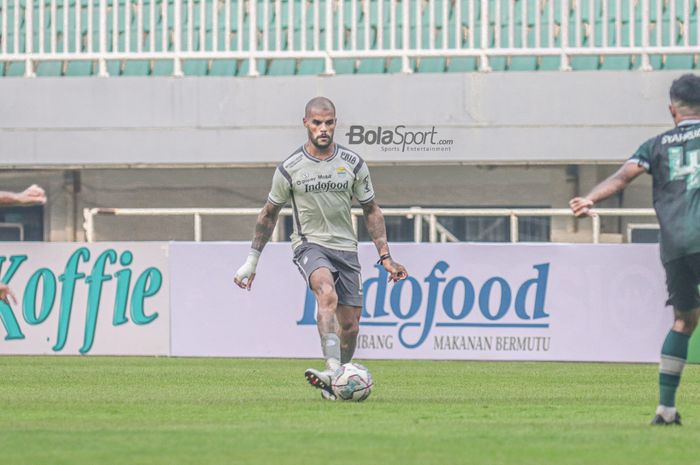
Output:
[627,138,654,173]
[267,167,292,206]
[353,161,376,204]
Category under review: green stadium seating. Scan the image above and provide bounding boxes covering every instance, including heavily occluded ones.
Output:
[417,57,446,73]
[298,58,324,75]
[183,58,210,76]
[267,57,296,75]
[237,58,267,76]
[334,58,356,74]
[357,57,384,73]
[152,59,174,76]
[209,59,236,76]
[35,61,62,76]
[446,56,477,72]
[537,56,561,71]
[1,0,699,77]
[122,59,150,75]
[5,61,26,76]
[65,59,93,75]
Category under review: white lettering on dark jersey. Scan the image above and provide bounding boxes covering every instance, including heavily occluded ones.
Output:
[662,127,700,145]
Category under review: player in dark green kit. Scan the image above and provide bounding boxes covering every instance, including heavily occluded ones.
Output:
[570,74,700,426]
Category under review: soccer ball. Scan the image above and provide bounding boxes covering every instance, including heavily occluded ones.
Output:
[331,362,373,402]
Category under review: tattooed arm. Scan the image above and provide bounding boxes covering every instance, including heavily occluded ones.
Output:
[252,201,284,252]
[234,201,283,290]
[361,199,408,282]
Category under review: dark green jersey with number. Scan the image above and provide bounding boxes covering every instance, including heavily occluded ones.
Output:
[628,120,700,264]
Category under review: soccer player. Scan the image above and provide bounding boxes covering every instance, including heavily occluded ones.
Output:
[569,74,700,426]
[0,184,46,304]
[233,97,408,400]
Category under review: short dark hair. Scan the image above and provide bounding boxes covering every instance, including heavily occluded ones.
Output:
[305,97,336,118]
[669,74,700,107]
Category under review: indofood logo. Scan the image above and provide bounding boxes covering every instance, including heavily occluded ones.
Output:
[304,180,350,193]
[298,261,551,351]
[345,125,454,153]
[0,248,163,354]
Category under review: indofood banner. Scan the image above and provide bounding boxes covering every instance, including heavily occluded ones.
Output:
[0,243,169,355]
[170,242,671,362]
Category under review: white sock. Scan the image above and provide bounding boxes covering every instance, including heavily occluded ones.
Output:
[656,405,677,422]
[326,358,340,372]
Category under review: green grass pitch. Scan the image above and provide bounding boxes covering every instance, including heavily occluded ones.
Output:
[1,357,699,465]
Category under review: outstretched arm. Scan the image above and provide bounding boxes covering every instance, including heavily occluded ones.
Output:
[569,162,646,217]
[234,201,283,290]
[361,200,408,282]
[0,185,46,206]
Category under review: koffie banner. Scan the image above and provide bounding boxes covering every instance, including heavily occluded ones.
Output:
[0,243,169,355]
[170,242,670,362]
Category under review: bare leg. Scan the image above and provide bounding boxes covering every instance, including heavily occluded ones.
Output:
[336,304,361,364]
[309,267,341,370]
[671,307,700,335]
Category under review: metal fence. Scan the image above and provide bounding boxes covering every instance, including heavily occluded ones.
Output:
[82,206,658,242]
[1,0,699,76]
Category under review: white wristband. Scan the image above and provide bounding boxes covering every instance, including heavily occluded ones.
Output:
[246,249,261,267]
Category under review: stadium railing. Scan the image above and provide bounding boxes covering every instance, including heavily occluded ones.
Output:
[82,206,657,243]
[1,0,698,77]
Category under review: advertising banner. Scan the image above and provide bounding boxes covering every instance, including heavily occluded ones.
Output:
[0,243,170,355]
[170,242,671,362]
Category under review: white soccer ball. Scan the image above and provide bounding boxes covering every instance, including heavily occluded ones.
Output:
[331,362,373,402]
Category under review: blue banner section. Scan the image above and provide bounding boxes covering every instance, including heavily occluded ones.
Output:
[298,261,551,349]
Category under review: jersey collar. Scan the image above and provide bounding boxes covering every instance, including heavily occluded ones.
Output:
[678,119,700,127]
[302,143,338,163]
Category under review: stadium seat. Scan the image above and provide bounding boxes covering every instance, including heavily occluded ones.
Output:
[537,56,561,71]
[417,57,446,73]
[267,58,296,75]
[599,55,633,70]
[35,61,62,76]
[298,59,325,75]
[65,60,93,76]
[106,60,121,76]
[509,57,538,71]
[357,57,384,74]
[571,55,600,70]
[5,61,26,76]
[123,59,150,75]
[209,59,237,76]
[663,54,696,69]
[334,58,357,74]
[183,59,210,76]
[446,56,477,72]
[151,60,174,76]
[237,58,267,76]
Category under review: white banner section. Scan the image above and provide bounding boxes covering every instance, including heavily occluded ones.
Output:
[170,242,670,362]
[0,243,170,355]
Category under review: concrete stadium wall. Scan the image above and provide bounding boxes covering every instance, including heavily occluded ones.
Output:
[0,71,687,166]
[1,70,671,241]
[0,163,651,242]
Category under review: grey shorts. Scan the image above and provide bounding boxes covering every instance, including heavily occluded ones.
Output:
[292,242,363,307]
